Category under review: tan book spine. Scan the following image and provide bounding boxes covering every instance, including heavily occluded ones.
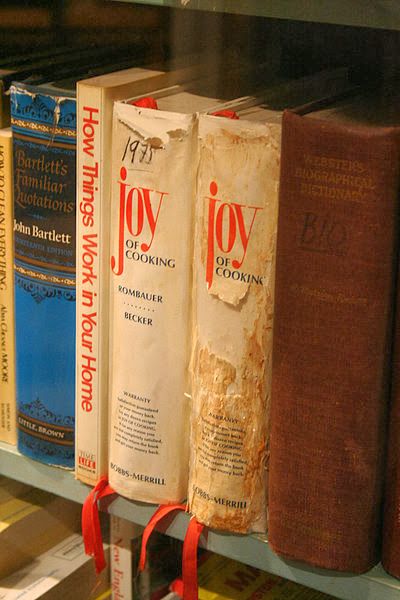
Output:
[108,101,196,503]
[0,129,16,445]
[188,114,281,533]
[76,85,105,484]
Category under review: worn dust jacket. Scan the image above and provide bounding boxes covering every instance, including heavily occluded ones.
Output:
[108,99,197,503]
[188,109,281,533]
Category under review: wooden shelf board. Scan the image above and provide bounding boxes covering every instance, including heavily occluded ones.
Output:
[112,0,400,30]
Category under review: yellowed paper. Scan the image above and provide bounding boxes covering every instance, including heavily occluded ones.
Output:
[189,114,281,533]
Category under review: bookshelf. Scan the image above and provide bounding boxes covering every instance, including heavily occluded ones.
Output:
[0,441,399,600]
[2,2,400,600]
[113,0,400,31]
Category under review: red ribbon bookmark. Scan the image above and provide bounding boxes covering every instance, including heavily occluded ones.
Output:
[211,109,239,119]
[182,517,205,600]
[82,476,116,574]
[170,577,184,598]
[139,503,187,571]
[131,96,159,109]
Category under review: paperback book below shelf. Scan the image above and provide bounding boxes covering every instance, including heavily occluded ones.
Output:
[0,441,398,600]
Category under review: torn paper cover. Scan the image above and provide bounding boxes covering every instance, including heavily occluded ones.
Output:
[108,101,196,503]
[188,113,281,533]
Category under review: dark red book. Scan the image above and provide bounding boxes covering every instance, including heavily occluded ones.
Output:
[383,256,400,578]
[268,101,400,573]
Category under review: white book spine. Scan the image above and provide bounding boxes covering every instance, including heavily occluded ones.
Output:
[108,101,196,503]
[188,114,281,533]
[111,515,142,600]
[76,86,106,484]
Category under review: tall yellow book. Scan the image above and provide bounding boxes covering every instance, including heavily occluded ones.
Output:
[0,128,16,445]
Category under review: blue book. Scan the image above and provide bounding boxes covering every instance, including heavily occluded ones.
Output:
[10,82,76,468]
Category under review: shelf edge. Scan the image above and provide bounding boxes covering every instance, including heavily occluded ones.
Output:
[1,442,400,600]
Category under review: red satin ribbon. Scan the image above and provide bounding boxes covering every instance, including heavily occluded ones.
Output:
[170,578,184,597]
[131,96,159,109]
[82,476,116,574]
[139,503,187,571]
[182,517,205,600]
[211,109,239,119]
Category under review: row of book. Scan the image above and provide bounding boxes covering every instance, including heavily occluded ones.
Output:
[110,515,337,600]
[2,45,400,581]
[0,475,336,600]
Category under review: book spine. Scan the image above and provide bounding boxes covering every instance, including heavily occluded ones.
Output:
[0,130,16,444]
[382,260,400,578]
[76,85,106,484]
[108,102,195,503]
[110,515,142,600]
[268,110,400,572]
[10,85,76,468]
[188,114,281,534]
